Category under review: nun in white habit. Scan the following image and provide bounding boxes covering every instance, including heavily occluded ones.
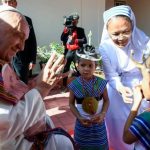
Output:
[99,5,150,150]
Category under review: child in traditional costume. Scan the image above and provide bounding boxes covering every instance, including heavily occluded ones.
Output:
[68,45,109,150]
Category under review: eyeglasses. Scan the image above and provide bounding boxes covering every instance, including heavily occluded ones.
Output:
[109,31,132,40]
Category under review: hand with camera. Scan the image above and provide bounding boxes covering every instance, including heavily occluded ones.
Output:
[63,26,69,34]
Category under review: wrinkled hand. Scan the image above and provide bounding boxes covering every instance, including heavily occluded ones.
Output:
[119,86,133,103]
[35,52,67,98]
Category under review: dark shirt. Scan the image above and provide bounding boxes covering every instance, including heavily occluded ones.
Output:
[61,26,87,51]
[13,16,37,65]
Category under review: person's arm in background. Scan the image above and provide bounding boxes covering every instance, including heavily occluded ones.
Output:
[75,27,87,46]
[60,27,69,55]
[25,16,37,70]
[60,27,69,46]
[123,86,142,144]
[99,45,133,103]
[60,16,69,45]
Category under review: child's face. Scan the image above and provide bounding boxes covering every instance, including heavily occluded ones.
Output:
[77,58,96,80]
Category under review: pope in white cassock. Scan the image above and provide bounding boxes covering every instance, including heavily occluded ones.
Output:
[0,5,74,150]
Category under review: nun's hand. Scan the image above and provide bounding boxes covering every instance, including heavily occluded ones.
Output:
[119,86,133,103]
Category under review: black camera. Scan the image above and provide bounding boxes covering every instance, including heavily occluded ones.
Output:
[63,15,74,28]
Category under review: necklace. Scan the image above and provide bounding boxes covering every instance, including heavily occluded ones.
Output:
[81,76,98,115]
[81,76,95,96]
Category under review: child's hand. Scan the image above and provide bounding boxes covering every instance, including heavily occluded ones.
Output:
[91,112,105,124]
[78,116,92,127]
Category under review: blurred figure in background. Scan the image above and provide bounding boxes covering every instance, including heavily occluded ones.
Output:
[61,12,87,87]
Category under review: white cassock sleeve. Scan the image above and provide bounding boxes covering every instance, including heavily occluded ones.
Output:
[0,89,46,150]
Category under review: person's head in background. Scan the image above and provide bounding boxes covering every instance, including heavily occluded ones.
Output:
[70,12,79,26]
[76,45,101,80]
[1,0,17,8]
[0,6,29,62]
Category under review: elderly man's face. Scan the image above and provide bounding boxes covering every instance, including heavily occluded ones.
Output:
[0,11,29,62]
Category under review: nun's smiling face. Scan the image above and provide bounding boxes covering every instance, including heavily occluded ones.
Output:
[107,16,132,48]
